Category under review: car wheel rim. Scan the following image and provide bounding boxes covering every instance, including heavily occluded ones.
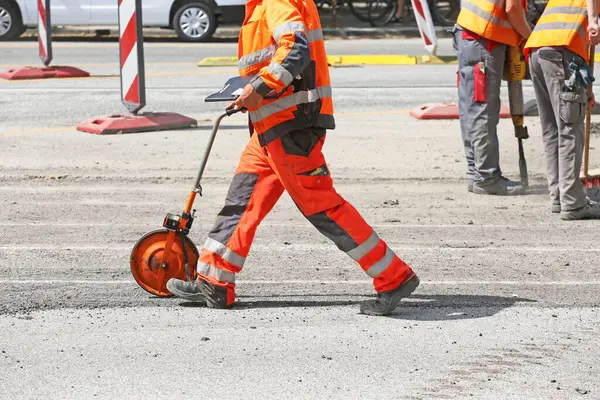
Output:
[0,7,12,36]
[180,7,210,39]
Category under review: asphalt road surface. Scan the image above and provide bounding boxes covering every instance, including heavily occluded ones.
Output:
[1,39,599,399]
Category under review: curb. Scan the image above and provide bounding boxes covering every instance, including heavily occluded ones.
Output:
[198,54,459,67]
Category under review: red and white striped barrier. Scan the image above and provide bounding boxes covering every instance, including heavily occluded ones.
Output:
[118,0,146,113]
[0,0,89,80]
[410,0,438,55]
[38,0,52,66]
[76,0,196,134]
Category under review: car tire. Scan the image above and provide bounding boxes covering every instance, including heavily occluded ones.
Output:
[0,0,26,41]
[172,2,217,42]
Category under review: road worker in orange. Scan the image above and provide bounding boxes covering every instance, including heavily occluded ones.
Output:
[524,0,600,219]
[451,0,532,195]
[166,0,419,315]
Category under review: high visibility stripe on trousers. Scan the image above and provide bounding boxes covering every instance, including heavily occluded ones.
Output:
[196,132,414,293]
[198,214,407,287]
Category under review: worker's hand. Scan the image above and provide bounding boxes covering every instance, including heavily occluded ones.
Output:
[227,84,263,113]
[588,93,596,110]
[589,23,600,45]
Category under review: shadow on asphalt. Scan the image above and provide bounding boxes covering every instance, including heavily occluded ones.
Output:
[179,293,536,321]
[387,294,536,321]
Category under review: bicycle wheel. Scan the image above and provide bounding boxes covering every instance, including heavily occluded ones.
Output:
[430,0,460,26]
[316,0,345,10]
[368,0,397,26]
[347,0,372,22]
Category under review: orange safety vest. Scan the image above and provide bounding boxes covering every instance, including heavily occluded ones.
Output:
[456,0,527,47]
[524,0,589,61]
[238,0,334,146]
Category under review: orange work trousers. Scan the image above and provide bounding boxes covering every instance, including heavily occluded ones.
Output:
[197,128,414,305]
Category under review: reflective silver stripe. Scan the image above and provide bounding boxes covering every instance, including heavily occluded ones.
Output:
[266,61,294,85]
[462,0,512,29]
[250,86,332,123]
[307,28,323,43]
[197,262,236,283]
[347,232,380,261]
[542,6,587,16]
[273,21,306,43]
[240,29,322,71]
[238,45,277,70]
[365,247,395,278]
[203,237,245,268]
[535,21,585,31]
[533,21,587,43]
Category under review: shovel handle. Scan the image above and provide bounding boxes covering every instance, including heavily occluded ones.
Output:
[584,46,595,176]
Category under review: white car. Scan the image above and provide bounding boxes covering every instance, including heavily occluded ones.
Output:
[0,0,245,41]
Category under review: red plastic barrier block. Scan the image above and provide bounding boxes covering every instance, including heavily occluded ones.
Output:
[0,66,90,80]
[410,103,511,120]
[77,112,198,134]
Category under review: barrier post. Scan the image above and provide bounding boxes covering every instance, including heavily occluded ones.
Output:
[76,0,197,134]
[38,0,52,66]
[119,0,146,114]
[0,0,89,80]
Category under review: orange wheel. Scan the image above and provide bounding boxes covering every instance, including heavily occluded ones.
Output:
[130,229,199,297]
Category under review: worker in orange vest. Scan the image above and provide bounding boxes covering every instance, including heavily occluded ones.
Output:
[524,0,600,220]
[166,0,419,315]
[451,0,532,195]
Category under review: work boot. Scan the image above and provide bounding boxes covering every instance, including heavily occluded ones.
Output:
[560,201,600,220]
[472,177,525,196]
[551,201,561,213]
[360,273,420,316]
[166,277,232,309]
[468,180,474,193]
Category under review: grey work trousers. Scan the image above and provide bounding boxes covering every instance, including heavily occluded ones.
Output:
[453,27,506,184]
[529,47,588,211]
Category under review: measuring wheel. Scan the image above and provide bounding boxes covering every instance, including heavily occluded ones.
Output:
[130,228,199,297]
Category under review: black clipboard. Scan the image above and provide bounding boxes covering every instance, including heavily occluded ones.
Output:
[204,76,281,102]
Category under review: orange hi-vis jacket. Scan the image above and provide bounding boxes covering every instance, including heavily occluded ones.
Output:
[524,0,589,60]
[239,0,335,146]
[456,0,527,47]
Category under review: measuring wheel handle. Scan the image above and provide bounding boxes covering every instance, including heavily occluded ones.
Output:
[130,105,241,297]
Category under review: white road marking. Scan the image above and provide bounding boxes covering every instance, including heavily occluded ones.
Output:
[0,245,598,252]
[0,222,588,229]
[0,279,599,285]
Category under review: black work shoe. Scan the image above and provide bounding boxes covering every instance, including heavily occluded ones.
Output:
[360,273,420,316]
[166,277,232,309]
[560,201,600,220]
[167,278,206,302]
